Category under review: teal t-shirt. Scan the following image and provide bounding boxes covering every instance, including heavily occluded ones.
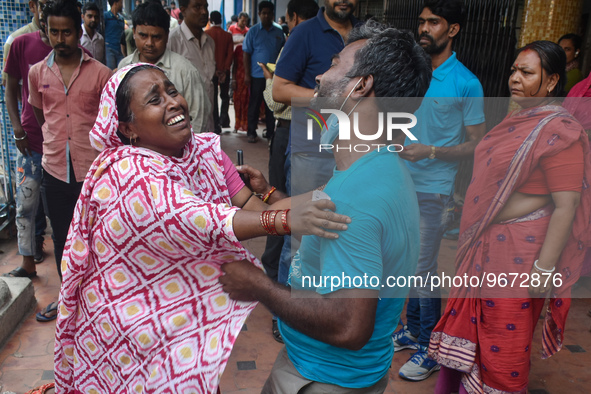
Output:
[280,149,420,388]
[405,52,485,195]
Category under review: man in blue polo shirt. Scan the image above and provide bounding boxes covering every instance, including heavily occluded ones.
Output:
[104,0,125,69]
[219,22,431,393]
[242,1,285,143]
[394,0,486,382]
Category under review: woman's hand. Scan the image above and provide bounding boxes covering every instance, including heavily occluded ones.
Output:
[236,164,272,195]
[528,264,554,297]
[290,198,351,239]
[528,191,580,297]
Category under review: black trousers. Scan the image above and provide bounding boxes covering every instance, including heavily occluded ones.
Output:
[260,121,289,281]
[41,167,83,280]
[268,123,289,193]
[212,71,231,130]
[247,77,275,139]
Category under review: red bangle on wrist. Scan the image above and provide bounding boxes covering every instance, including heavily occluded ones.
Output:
[261,186,276,203]
[260,209,289,236]
[281,209,290,235]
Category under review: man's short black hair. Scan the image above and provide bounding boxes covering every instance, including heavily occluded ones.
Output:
[108,0,121,7]
[44,0,82,33]
[423,0,466,30]
[132,1,170,34]
[231,14,238,22]
[238,12,248,20]
[210,10,222,25]
[346,20,432,102]
[258,1,274,13]
[287,0,319,21]
[82,1,99,15]
[171,1,176,5]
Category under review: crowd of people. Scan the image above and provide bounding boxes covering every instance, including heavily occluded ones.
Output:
[1,0,591,393]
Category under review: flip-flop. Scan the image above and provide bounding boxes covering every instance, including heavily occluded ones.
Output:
[2,267,37,278]
[36,301,59,322]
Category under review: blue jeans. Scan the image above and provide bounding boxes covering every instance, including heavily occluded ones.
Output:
[278,153,293,287]
[406,192,454,347]
[15,151,44,256]
[105,44,123,70]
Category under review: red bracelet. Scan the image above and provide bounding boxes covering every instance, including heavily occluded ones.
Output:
[260,210,280,236]
[261,186,276,203]
[259,210,267,233]
[269,210,279,235]
[262,210,271,234]
[281,209,290,235]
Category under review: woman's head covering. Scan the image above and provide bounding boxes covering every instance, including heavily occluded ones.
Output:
[90,63,162,152]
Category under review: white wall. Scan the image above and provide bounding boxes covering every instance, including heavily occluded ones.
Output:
[208,0,236,22]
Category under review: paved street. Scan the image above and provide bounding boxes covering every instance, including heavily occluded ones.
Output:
[1,123,590,393]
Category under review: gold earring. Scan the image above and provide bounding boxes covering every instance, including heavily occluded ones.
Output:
[131,136,137,146]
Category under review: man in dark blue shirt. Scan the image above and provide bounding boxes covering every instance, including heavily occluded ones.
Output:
[104,0,125,69]
[242,1,285,143]
[273,0,360,184]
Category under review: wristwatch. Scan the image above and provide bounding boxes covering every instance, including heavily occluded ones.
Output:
[428,146,436,159]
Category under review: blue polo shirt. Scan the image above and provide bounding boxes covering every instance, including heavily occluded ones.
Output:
[280,149,419,388]
[276,8,361,154]
[242,22,285,78]
[405,52,485,195]
[104,10,124,48]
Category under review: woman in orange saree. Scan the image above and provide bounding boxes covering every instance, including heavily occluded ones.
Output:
[429,41,591,394]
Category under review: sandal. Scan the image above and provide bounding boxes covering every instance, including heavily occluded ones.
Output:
[2,267,37,278]
[25,383,55,394]
[272,319,284,344]
[36,301,59,322]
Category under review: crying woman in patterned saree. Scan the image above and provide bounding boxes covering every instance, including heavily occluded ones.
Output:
[53,64,350,393]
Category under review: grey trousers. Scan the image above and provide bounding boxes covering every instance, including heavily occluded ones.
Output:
[261,347,389,394]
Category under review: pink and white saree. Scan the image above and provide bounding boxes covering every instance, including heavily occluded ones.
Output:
[54,65,261,393]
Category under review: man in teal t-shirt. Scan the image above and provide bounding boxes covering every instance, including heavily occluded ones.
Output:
[219,21,432,393]
[395,0,486,382]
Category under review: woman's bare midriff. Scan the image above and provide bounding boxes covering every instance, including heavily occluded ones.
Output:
[493,191,552,223]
